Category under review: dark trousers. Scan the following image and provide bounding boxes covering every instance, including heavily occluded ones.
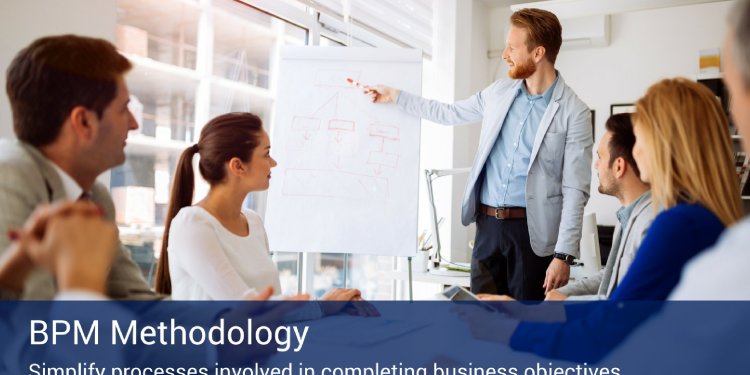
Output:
[470,214,553,300]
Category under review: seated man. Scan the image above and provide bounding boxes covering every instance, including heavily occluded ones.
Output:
[549,113,652,300]
[0,34,151,299]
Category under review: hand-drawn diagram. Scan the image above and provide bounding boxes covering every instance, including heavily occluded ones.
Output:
[282,69,402,202]
[266,46,422,256]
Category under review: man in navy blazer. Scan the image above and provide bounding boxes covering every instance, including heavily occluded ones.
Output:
[368,8,592,299]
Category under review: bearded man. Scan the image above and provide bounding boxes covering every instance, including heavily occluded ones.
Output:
[367,9,592,299]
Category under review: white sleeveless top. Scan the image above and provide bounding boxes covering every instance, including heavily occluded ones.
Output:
[167,206,281,300]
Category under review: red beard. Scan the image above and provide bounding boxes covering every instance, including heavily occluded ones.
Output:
[508,57,537,79]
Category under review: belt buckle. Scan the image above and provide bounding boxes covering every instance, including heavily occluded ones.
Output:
[494,207,505,220]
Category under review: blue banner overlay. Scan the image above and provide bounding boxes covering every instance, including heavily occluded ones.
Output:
[0,301,747,375]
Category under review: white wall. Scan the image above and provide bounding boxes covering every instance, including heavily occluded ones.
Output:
[488,1,733,226]
[450,0,489,261]
[0,0,117,139]
[417,0,490,265]
[489,7,512,81]
[556,1,733,225]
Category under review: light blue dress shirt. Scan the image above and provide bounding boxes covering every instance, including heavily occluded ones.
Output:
[615,191,650,230]
[480,76,559,208]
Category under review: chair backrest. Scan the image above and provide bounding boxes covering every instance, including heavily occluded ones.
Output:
[579,212,602,277]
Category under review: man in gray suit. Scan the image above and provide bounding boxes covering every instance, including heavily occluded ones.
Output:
[368,9,592,299]
[0,34,154,299]
[548,114,652,301]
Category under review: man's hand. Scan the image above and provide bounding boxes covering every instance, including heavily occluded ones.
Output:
[544,289,568,301]
[364,85,400,104]
[0,201,107,294]
[38,214,118,294]
[543,258,570,294]
[16,201,102,264]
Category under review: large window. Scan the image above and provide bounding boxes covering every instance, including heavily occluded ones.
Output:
[113,0,305,285]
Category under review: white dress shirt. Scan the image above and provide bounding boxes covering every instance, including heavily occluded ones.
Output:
[48,162,83,200]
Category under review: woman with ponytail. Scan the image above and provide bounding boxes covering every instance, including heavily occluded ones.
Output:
[154,113,369,314]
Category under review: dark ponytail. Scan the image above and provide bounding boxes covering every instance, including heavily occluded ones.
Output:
[154,145,198,294]
[154,112,264,295]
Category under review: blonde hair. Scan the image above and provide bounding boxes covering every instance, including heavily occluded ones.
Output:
[633,78,741,227]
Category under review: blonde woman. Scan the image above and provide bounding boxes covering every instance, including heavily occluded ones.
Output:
[617,77,742,299]
[465,78,742,361]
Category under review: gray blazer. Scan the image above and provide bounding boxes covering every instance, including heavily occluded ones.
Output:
[397,74,593,256]
[0,139,159,300]
[559,193,654,300]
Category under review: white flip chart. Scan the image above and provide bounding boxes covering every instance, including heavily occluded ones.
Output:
[265,47,422,256]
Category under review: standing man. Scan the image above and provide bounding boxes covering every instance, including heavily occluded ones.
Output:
[368,9,592,299]
[548,114,652,301]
